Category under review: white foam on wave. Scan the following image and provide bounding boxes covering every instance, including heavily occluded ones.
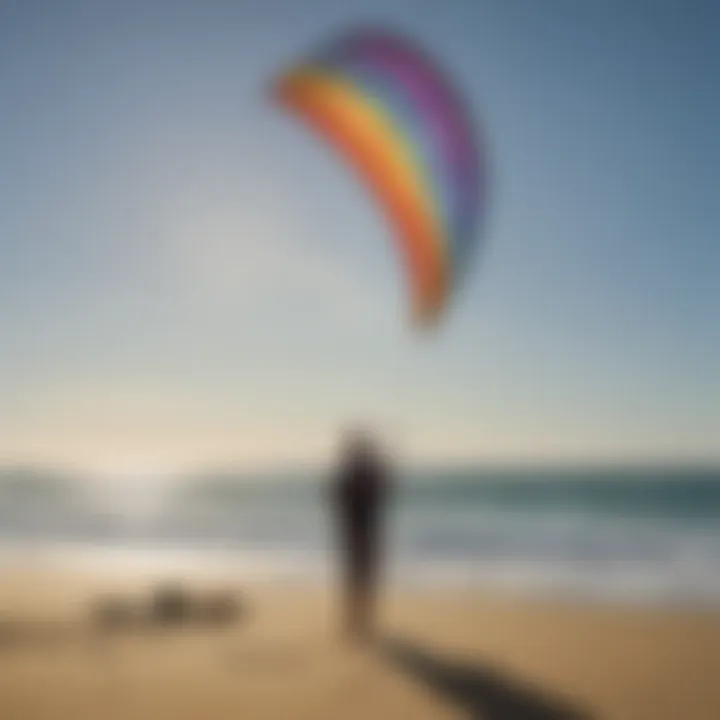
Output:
[3,538,720,608]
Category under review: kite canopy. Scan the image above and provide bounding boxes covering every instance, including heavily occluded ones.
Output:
[274,27,485,327]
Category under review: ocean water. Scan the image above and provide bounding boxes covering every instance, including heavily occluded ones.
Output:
[1,467,719,606]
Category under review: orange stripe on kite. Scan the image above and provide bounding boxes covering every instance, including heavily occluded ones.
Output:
[275,70,446,323]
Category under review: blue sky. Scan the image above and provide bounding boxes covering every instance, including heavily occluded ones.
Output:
[1,0,717,473]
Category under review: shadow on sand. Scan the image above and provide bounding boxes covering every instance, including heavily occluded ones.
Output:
[378,636,593,720]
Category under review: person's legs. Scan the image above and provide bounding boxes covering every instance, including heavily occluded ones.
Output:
[339,514,382,642]
[347,536,379,642]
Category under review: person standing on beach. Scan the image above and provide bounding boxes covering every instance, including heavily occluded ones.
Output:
[331,430,392,642]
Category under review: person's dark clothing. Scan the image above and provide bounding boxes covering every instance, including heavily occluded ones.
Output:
[332,446,390,640]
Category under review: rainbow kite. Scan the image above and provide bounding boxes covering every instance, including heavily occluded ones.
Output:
[274,27,486,326]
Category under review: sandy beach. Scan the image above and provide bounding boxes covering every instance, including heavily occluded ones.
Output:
[1,569,719,720]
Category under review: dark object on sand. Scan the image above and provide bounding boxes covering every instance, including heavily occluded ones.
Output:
[150,583,192,626]
[194,590,244,626]
[88,585,246,634]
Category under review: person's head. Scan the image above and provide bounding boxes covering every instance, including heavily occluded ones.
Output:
[340,427,377,462]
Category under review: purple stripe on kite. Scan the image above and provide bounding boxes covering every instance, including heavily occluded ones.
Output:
[330,54,471,197]
[312,27,486,286]
[343,31,487,282]
[324,29,486,264]
[338,31,481,191]
[336,51,472,190]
